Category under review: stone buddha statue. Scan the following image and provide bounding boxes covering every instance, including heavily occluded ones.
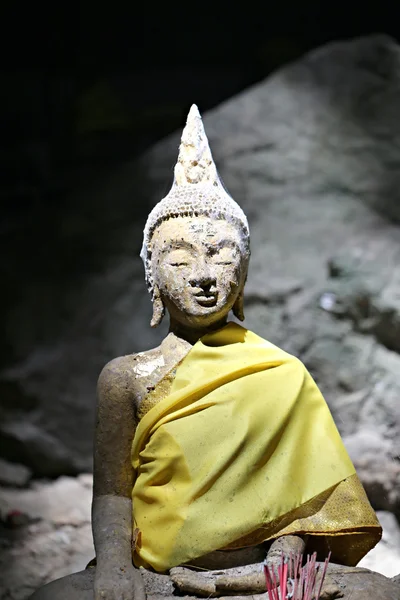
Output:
[30,106,399,600]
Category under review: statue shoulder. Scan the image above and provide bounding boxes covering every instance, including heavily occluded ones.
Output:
[97,348,162,408]
[97,354,141,404]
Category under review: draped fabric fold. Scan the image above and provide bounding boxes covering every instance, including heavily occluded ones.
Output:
[131,323,381,572]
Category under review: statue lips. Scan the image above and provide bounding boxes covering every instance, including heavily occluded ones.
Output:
[193,291,218,307]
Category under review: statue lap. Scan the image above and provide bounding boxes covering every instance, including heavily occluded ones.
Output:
[28,563,400,600]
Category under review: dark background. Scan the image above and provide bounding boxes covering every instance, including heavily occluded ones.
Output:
[2,2,400,224]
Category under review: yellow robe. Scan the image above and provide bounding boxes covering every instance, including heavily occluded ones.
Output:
[131,323,381,572]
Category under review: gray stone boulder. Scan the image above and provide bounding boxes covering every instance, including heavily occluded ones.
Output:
[0,475,93,600]
[1,33,400,492]
[359,511,400,578]
[0,458,32,487]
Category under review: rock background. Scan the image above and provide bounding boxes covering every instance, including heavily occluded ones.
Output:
[0,475,93,600]
[1,33,400,597]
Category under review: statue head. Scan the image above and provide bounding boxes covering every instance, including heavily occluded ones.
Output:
[141,105,250,328]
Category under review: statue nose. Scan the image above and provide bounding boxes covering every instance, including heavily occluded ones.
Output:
[189,261,216,288]
[190,274,216,288]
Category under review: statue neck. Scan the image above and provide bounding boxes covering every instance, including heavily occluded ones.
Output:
[168,316,228,346]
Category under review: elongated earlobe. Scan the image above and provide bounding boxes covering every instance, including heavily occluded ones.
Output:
[150,287,165,328]
[232,290,245,321]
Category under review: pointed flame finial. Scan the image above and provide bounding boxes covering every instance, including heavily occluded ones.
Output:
[173,104,218,186]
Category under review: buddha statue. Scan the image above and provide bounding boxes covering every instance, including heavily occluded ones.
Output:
[30,106,399,600]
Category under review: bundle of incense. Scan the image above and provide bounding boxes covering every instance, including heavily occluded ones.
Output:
[264,551,331,600]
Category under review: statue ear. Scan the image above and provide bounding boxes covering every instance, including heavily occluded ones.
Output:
[150,285,165,328]
[232,290,245,321]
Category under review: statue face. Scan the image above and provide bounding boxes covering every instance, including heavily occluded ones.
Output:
[151,216,245,327]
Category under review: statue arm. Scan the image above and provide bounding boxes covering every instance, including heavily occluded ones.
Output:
[92,357,145,599]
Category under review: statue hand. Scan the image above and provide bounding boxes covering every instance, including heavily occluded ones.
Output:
[94,565,146,600]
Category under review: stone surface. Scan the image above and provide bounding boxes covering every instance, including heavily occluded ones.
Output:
[342,432,400,517]
[1,34,400,498]
[358,511,400,578]
[0,476,94,600]
[0,458,32,488]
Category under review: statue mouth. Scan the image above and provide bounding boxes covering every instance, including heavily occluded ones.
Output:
[194,293,218,306]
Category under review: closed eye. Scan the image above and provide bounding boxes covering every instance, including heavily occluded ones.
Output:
[170,262,188,267]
